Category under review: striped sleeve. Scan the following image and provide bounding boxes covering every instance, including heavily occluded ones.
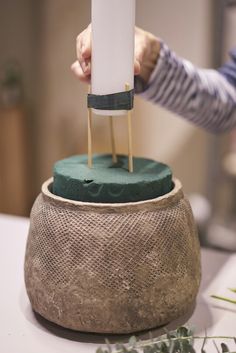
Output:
[137,42,236,133]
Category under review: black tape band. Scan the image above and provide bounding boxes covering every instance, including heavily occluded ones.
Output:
[87,89,134,111]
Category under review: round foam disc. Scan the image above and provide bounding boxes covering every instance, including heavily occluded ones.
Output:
[53,154,172,203]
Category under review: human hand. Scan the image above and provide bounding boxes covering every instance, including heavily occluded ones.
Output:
[134,27,161,83]
[71,25,161,84]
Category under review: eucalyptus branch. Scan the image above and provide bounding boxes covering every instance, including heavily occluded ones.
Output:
[211,294,236,305]
[212,287,236,305]
[96,289,236,352]
[96,327,236,353]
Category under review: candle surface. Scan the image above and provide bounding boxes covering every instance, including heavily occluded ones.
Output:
[91,0,135,116]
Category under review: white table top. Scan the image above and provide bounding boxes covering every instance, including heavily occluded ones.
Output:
[1,213,236,353]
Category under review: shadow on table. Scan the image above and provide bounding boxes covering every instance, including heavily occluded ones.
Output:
[31,299,210,345]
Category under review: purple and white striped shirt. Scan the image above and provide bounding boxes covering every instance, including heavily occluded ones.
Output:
[136,42,236,133]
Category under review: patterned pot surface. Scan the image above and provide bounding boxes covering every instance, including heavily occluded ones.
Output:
[24,178,201,334]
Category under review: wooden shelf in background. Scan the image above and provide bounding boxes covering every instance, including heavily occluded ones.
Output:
[0,106,30,216]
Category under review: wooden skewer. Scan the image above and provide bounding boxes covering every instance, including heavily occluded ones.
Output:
[109,116,117,164]
[125,83,133,173]
[87,86,93,168]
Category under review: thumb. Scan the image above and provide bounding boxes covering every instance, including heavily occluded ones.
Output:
[134,59,141,75]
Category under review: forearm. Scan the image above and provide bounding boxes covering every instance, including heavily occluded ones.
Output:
[137,42,236,133]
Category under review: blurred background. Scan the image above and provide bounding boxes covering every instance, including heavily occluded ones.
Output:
[0,0,236,249]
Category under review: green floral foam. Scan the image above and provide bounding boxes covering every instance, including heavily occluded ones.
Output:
[53,154,172,203]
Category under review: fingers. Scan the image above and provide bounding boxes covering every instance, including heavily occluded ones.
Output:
[134,26,161,82]
[76,24,92,75]
[73,24,91,83]
[81,24,92,59]
[71,61,91,83]
[134,59,141,75]
[134,46,144,75]
[73,24,146,83]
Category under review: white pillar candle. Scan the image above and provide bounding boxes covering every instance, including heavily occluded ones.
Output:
[91,0,136,116]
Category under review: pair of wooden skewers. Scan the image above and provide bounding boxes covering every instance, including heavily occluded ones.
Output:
[87,83,133,173]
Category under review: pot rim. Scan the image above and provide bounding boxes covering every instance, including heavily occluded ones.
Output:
[41,177,184,213]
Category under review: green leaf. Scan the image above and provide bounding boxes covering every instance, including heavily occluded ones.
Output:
[96,349,105,353]
[169,339,180,353]
[105,339,112,353]
[115,343,123,351]
[164,327,177,340]
[129,336,137,347]
[118,345,128,353]
[179,341,196,353]
[228,288,236,293]
[144,345,160,353]
[177,326,189,337]
[143,346,153,353]
[160,342,169,353]
[221,343,230,352]
[149,332,153,341]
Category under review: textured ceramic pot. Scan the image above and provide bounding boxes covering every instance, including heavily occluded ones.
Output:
[24,178,201,334]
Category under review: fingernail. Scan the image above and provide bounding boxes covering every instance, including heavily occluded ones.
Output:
[83,61,91,74]
[81,61,87,73]
[86,62,91,72]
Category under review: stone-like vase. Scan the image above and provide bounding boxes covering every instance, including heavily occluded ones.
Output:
[24,178,201,334]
